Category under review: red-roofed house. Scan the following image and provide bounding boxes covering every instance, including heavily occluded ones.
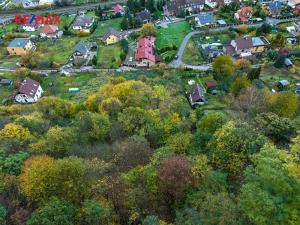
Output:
[135,36,159,67]
[113,4,125,16]
[15,77,43,103]
[40,25,62,38]
[235,6,253,23]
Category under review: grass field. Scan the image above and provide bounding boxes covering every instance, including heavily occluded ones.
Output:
[97,43,122,68]
[91,18,122,37]
[182,40,205,65]
[155,21,191,49]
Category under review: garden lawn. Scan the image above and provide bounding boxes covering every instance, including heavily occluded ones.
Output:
[182,40,205,65]
[58,15,76,30]
[36,37,81,65]
[155,21,191,49]
[97,44,122,68]
[91,18,122,37]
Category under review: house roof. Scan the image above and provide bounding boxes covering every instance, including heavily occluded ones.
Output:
[279,79,289,86]
[137,10,152,22]
[285,58,293,66]
[237,6,253,22]
[135,36,156,63]
[18,77,40,98]
[190,85,205,103]
[8,38,31,48]
[206,80,217,87]
[73,41,90,55]
[0,79,12,85]
[113,4,124,15]
[73,15,94,27]
[236,37,253,50]
[41,25,57,34]
[197,13,214,25]
[102,27,121,41]
[267,1,284,14]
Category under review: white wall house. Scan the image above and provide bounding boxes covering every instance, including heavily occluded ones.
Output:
[15,78,43,103]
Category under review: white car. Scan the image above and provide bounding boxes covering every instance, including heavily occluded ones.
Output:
[129,57,133,62]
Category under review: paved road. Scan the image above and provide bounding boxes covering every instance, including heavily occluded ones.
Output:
[168,16,300,71]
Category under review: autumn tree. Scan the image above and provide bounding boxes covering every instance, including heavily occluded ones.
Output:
[208,121,266,177]
[212,55,234,81]
[140,23,157,37]
[230,76,251,96]
[269,92,299,118]
[79,200,111,225]
[20,156,90,205]
[158,155,194,201]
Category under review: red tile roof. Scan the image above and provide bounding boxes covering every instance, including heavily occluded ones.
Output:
[237,7,253,22]
[42,25,57,34]
[113,4,124,15]
[18,78,40,98]
[135,37,156,63]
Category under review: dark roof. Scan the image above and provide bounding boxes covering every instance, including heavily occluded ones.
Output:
[18,77,40,98]
[0,79,12,85]
[267,1,284,14]
[165,0,205,14]
[8,38,31,48]
[73,41,90,55]
[203,45,220,57]
[236,37,253,50]
[73,15,94,27]
[137,10,152,22]
[102,28,121,41]
[190,85,205,103]
[197,13,214,25]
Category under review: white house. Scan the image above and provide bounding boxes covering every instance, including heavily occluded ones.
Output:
[72,15,94,33]
[288,0,300,8]
[15,78,43,103]
[22,24,36,32]
[205,0,217,8]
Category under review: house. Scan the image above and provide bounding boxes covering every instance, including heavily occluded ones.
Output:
[40,25,62,38]
[293,3,300,14]
[265,1,285,16]
[102,28,121,45]
[205,79,218,92]
[113,4,125,16]
[136,10,152,23]
[73,15,94,33]
[284,58,294,68]
[225,36,270,58]
[0,79,13,86]
[217,19,227,26]
[135,36,159,67]
[21,24,36,32]
[288,0,300,8]
[163,0,205,17]
[15,78,43,103]
[73,41,93,66]
[278,79,289,89]
[203,44,222,61]
[189,84,206,106]
[205,0,218,8]
[7,38,35,56]
[195,12,214,27]
[18,0,54,8]
[235,6,253,22]
[216,0,235,6]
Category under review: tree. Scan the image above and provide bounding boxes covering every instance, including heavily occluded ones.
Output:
[140,23,157,37]
[213,55,234,81]
[158,155,194,201]
[274,55,285,68]
[247,66,261,81]
[20,156,90,205]
[27,197,76,225]
[20,50,42,69]
[146,0,157,12]
[255,112,295,144]
[272,34,286,48]
[15,112,49,135]
[99,97,123,119]
[30,126,75,157]
[0,205,6,225]
[166,132,192,154]
[0,123,33,153]
[208,121,266,177]
[0,150,30,176]
[269,91,299,118]
[231,76,251,97]
[197,112,228,135]
[175,208,202,225]
[121,18,129,30]
[239,144,300,225]
[79,200,111,225]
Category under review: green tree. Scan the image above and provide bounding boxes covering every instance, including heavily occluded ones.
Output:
[270,92,299,118]
[197,112,228,135]
[0,205,6,225]
[27,197,76,225]
[80,200,111,225]
[239,144,300,225]
[255,112,295,144]
[213,55,234,81]
[166,132,192,154]
[0,150,29,176]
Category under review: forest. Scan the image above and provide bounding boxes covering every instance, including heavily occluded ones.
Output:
[0,62,299,225]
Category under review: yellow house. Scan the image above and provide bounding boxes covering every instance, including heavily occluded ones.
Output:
[7,38,35,56]
[102,28,121,45]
